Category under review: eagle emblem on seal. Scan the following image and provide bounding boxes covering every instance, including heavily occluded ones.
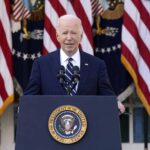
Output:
[59,114,77,135]
[48,105,87,144]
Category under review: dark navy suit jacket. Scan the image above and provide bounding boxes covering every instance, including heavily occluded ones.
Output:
[24,50,115,95]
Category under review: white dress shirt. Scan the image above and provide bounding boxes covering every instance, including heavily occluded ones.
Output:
[60,49,81,69]
[60,49,80,92]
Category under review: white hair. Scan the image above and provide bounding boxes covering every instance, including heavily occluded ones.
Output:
[56,14,83,34]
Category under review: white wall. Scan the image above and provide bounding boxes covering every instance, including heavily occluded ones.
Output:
[0,105,15,150]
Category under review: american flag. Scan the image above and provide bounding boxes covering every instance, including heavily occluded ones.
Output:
[43,0,104,55]
[91,0,104,16]
[121,0,150,114]
[12,0,31,21]
[0,0,14,115]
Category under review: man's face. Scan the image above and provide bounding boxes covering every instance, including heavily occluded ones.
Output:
[56,19,82,56]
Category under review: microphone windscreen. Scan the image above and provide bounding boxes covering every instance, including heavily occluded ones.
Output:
[59,65,65,74]
[73,66,80,74]
[73,66,80,83]
[57,65,65,84]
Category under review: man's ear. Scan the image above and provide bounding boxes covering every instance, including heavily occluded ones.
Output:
[80,33,83,41]
[56,32,59,42]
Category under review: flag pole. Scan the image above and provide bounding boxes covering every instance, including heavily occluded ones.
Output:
[143,109,148,150]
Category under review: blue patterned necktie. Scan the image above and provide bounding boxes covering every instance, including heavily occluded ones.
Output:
[65,58,76,95]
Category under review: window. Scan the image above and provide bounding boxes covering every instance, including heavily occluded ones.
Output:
[120,92,150,144]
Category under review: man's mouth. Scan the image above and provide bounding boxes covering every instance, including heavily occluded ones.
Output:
[65,43,74,45]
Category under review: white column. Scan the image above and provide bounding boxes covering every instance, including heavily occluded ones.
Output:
[0,104,15,150]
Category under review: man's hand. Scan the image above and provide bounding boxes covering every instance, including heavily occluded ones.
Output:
[117,101,125,114]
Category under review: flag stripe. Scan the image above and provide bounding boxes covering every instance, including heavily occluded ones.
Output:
[132,0,150,31]
[43,0,61,53]
[44,15,59,48]
[13,0,24,20]
[91,0,104,16]
[59,0,93,55]
[12,0,31,21]
[122,55,150,112]
[63,1,93,55]
[0,2,12,50]
[80,0,93,25]
[5,0,10,16]
[0,75,8,100]
[13,1,23,15]
[50,0,66,16]
[43,0,94,55]
[123,11,150,68]
[122,26,150,91]
[0,46,14,95]
[43,28,57,54]
[121,0,150,114]
[125,1,150,52]
[23,8,31,18]
[69,0,93,47]
[13,6,24,21]
[0,0,14,115]
[122,43,150,101]
[0,22,13,75]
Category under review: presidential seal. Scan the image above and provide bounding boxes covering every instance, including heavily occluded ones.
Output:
[48,105,87,144]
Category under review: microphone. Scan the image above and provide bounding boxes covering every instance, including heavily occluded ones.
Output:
[72,66,80,84]
[66,66,80,95]
[57,65,65,84]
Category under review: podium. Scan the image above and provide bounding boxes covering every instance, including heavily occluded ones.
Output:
[15,95,122,150]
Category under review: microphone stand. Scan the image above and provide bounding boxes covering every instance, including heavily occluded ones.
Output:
[65,66,80,95]
[57,65,80,95]
[64,81,75,95]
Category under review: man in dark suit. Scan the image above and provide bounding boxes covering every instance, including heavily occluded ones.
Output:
[24,14,125,113]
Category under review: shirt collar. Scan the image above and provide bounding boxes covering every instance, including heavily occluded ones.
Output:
[60,48,80,64]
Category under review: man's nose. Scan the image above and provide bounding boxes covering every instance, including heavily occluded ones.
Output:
[66,33,72,39]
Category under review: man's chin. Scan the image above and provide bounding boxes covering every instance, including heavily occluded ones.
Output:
[65,47,75,52]
[65,45,74,49]
[63,48,76,56]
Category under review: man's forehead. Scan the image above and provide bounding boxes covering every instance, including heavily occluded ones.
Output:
[58,21,80,30]
[59,14,80,22]
[59,19,79,26]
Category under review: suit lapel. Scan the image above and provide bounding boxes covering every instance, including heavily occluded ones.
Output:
[49,50,91,95]
[52,49,61,71]
[50,49,66,95]
[76,51,90,94]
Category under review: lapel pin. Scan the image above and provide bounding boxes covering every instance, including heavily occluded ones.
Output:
[84,63,88,66]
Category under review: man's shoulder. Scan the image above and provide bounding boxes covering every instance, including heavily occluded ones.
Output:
[81,51,105,64]
[37,50,59,62]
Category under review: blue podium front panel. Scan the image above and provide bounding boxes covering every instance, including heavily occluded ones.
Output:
[15,95,121,150]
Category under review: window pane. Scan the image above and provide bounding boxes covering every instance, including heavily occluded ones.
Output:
[133,108,144,142]
[148,116,150,142]
[134,107,150,143]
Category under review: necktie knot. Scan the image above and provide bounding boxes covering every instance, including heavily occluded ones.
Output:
[67,57,73,66]
[68,57,73,61]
